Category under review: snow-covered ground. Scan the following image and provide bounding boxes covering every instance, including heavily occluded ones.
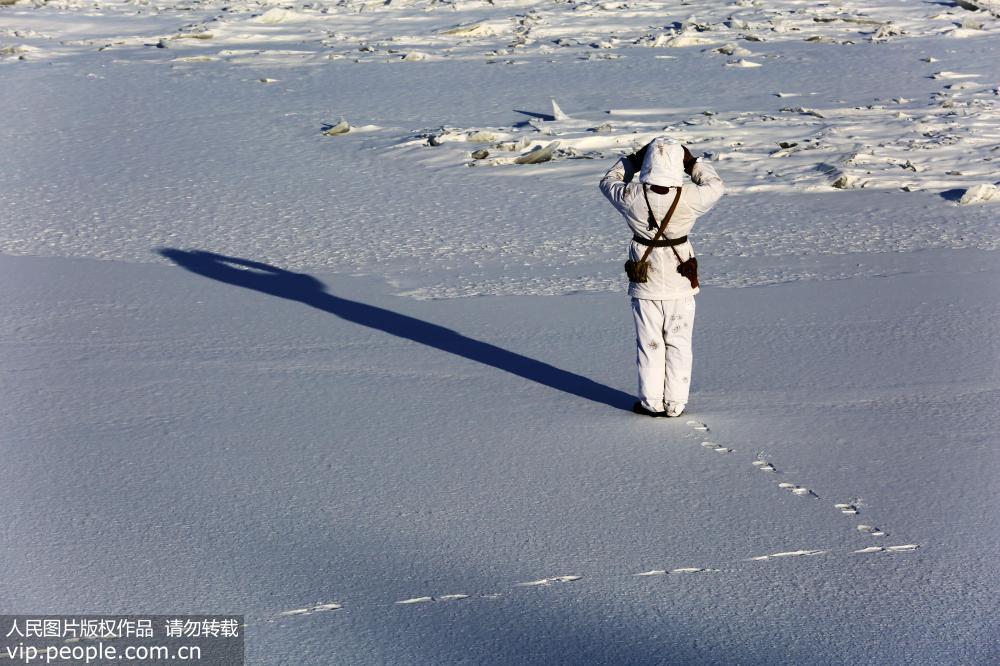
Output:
[2,0,999,663]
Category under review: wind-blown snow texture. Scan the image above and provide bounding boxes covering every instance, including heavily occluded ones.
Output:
[2,1,999,664]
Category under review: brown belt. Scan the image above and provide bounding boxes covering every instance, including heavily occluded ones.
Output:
[632,234,688,247]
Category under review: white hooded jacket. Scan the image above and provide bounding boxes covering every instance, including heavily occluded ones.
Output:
[600,143,725,300]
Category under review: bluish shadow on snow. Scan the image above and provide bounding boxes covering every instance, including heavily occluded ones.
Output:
[513,108,556,122]
[157,249,633,412]
[938,188,965,202]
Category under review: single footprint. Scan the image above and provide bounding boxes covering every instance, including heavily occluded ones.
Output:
[750,549,828,561]
[687,420,710,432]
[669,567,718,574]
[395,593,470,605]
[857,524,887,537]
[280,602,343,616]
[778,482,819,498]
[752,460,777,472]
[853,544,918,554]
[701,441,733,454]
[834,503,859,515]
[517,575,582,587]
[634,567,717,576]
[395,597,434,605]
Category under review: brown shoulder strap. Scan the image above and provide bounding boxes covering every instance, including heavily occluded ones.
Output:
[638,185,682,264]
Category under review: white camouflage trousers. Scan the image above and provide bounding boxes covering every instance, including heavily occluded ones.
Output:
[631,296,696,413]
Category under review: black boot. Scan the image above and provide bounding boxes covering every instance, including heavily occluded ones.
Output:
[632,401,667,417]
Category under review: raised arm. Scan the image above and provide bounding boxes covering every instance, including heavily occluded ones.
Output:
[599,156,633,218]
[684,160,725,215]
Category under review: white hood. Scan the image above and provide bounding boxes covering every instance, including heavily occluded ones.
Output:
[639,138,685,188]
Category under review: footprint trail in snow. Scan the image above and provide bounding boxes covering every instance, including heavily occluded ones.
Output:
[275,418,920,620]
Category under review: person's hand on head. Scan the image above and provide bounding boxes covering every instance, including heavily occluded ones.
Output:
[627,141,652,172]
[682,146,697,175]
[622,141,652,183]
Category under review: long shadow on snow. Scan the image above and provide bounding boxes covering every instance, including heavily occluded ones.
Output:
[158,249,633,412]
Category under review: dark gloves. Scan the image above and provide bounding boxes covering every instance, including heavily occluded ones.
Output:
[622,142,650,184]
[683,146,697,175]
[626,142,650,173]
